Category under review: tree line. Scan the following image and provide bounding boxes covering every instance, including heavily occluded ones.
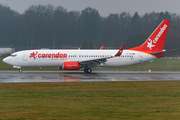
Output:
[0,4,180,56]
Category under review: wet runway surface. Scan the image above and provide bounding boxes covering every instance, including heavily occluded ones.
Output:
[0,71,180,83]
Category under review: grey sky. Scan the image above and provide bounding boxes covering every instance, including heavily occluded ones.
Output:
[0,0,179,16]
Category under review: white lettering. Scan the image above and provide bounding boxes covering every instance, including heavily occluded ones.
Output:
[153,24,167,44]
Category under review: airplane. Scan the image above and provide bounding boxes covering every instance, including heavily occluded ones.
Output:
[3,20,170,73]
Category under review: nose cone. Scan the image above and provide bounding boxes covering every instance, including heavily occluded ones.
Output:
[3,57,9,64]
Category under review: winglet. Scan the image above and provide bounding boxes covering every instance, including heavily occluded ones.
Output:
[100,46,104,50]
[112,44,125,57]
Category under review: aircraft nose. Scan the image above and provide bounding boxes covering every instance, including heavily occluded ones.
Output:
[3,57,9,64]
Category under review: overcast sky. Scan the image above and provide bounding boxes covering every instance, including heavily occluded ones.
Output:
[0,0,179,16]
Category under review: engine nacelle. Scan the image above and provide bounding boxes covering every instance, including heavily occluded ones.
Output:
[61,62,80,70]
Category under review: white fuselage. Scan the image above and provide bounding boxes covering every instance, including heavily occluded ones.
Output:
[3,49,157,68]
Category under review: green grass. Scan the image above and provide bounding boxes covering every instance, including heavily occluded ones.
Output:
[0,82,180,119]
[1,58,180,71]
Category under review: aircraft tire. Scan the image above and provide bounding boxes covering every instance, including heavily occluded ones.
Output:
[19,69,22,73]
[87,68,92,73]
[84,68,88,73]
[84,68,92,73]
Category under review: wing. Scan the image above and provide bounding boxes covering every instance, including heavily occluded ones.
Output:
[79,44,125,68]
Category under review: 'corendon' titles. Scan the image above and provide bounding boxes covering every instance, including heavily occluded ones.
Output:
[30,51,67,59]
[153,24,167,44]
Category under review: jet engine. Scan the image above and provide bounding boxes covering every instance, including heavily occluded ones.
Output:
[61,62,80,70]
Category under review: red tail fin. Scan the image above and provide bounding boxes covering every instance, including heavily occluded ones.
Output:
[128,20,170,53]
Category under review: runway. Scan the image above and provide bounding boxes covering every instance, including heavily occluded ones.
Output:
[0,71,180,83]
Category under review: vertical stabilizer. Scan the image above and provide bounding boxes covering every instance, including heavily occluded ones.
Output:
[128,20,170,53]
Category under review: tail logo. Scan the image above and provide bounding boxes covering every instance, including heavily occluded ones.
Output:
[147,24,167,50]
[147,39,155,50]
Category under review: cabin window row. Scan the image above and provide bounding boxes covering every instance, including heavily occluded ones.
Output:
[67,55,134,58]
[121,55,133,57]
[68,55,111,58]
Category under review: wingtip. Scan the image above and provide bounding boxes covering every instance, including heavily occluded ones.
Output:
[114,44,125,57]
[100,46,104,50]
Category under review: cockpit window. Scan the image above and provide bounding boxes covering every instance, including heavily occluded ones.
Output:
[11,54,17,57]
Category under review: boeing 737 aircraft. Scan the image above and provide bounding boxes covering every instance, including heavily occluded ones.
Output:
[3,20,170,73]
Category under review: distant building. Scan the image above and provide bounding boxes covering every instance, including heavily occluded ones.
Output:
[0,48,15,56]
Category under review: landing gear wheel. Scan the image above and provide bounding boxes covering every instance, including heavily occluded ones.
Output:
[87,68,92,73]
[84,68,88,73]
[84,68,92,73]
[19,69,22,73]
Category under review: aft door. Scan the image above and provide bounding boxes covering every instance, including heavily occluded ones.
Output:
[139,53,143,61]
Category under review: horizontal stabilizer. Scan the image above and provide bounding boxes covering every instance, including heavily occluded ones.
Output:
[152,49,177,55]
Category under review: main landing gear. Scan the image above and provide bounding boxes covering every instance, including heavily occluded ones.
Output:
[19,69,22,73]
[84,68,92,73]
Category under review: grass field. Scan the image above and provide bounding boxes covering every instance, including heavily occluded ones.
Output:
[1,57,180,71]
[0,82,180,119]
